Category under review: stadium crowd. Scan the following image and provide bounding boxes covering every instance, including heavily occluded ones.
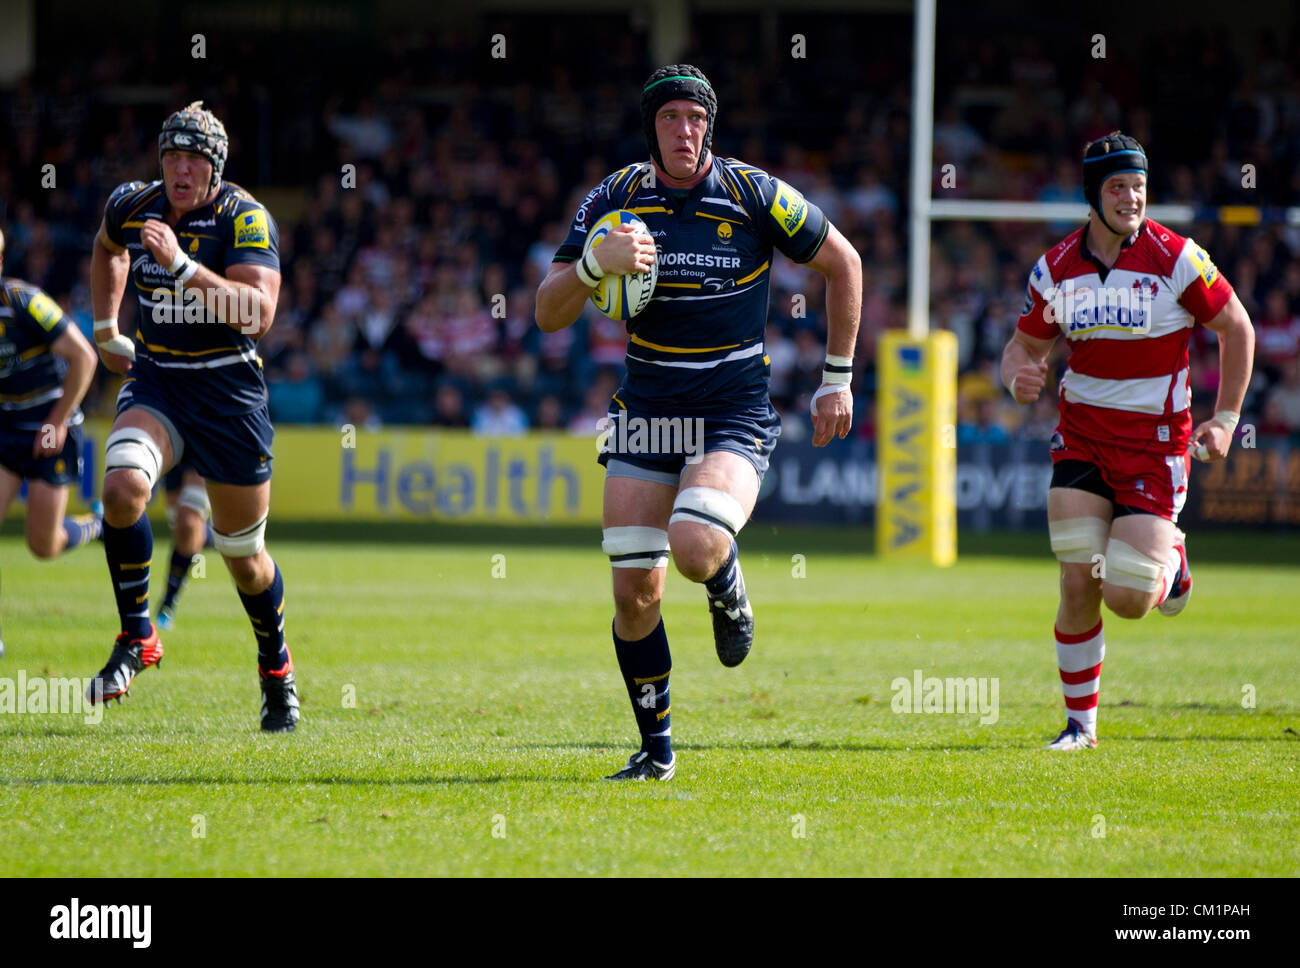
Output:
[3,16,1300,443]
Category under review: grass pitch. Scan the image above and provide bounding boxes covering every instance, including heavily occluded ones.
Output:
[1,527,1296,876]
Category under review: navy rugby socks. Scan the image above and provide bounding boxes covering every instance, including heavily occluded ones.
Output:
[104,514,154,640]
[238,562,288,672]
[613,618,673,764]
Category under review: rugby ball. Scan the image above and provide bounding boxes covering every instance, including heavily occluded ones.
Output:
[584,210,657,320]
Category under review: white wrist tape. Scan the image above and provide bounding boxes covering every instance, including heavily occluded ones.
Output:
[1008,375,1019,399]
[93,318,118,334]
[1212,410,1240,433]
[169,252,198,283]
[822,353,853,386]
[574,250,604,288]
[810,382,851,416]
[96,333,135,361]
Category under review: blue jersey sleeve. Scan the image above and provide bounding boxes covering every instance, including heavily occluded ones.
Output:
[103,181,149,248]
[742,169,829,264]
[223,195,280,272]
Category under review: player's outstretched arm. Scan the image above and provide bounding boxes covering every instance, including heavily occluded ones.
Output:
[1192,292,1255,461]
[35,326,96,457]
[1001,330,1056,404]
[803,222,862,446]
[91,221,135,374]
[535,226,655,333]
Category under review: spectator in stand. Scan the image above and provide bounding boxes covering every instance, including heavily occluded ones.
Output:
[433,384,471,429]
[471,387,528,436]
[269,353,325,425]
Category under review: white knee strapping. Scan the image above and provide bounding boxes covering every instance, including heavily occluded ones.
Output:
[1103,538,1164,593]
[669,486,747,537]
[602,526,670,570]
[178,484,211,521]
[1049,517,1109,564]
[213,513,268,558]
[104,428,164,488]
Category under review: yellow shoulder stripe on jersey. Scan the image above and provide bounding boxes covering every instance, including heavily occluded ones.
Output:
[124,185,164,222]
[0,387,57,403]
[737,169,768,213]
[142,340,237,357]
[178,232,219,241]
[735,261,770,285]
[715,164,746,207]
[629,333,743,354]
[627,206,671,215]
[611,166,638,195]
[118,183,155,206]
[695,211,744,226]
[611,393,626,410]
[655,282,702,289]
[19,345,48,361]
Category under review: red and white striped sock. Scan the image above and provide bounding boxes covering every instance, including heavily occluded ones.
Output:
[1055,619,1104,736]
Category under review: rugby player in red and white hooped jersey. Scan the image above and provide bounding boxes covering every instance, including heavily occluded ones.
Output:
[1000,132,1255,750]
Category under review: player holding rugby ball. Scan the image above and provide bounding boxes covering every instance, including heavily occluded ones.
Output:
[535,65,862,780]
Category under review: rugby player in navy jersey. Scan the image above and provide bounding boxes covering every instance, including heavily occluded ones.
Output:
[0,227,103,592]
[85,102,298,731]
[536,66,862,780]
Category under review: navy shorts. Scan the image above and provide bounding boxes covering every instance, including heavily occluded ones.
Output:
[117,380,273,487]
[0,421,83,486]
[597,400,781,486]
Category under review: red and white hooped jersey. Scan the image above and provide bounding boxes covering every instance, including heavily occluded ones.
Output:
[1017,219,1233,454]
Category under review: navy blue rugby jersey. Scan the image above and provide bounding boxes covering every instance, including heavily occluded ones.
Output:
[0,278,80,432]
[554,156,828,414]
[103,179,280,416]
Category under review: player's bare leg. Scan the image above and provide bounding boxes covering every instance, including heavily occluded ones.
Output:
[0,465,22,526]
[602,473,676,779]
[1103,512,1185,620]
[669,450,760,667]
[157,469,213,629]
[0,468,17,658]
[86,409,174,703]
[1045,487,1112,749]
[207,479,297,732]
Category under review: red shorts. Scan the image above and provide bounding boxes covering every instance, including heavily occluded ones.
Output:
[1049,424,1190,522]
